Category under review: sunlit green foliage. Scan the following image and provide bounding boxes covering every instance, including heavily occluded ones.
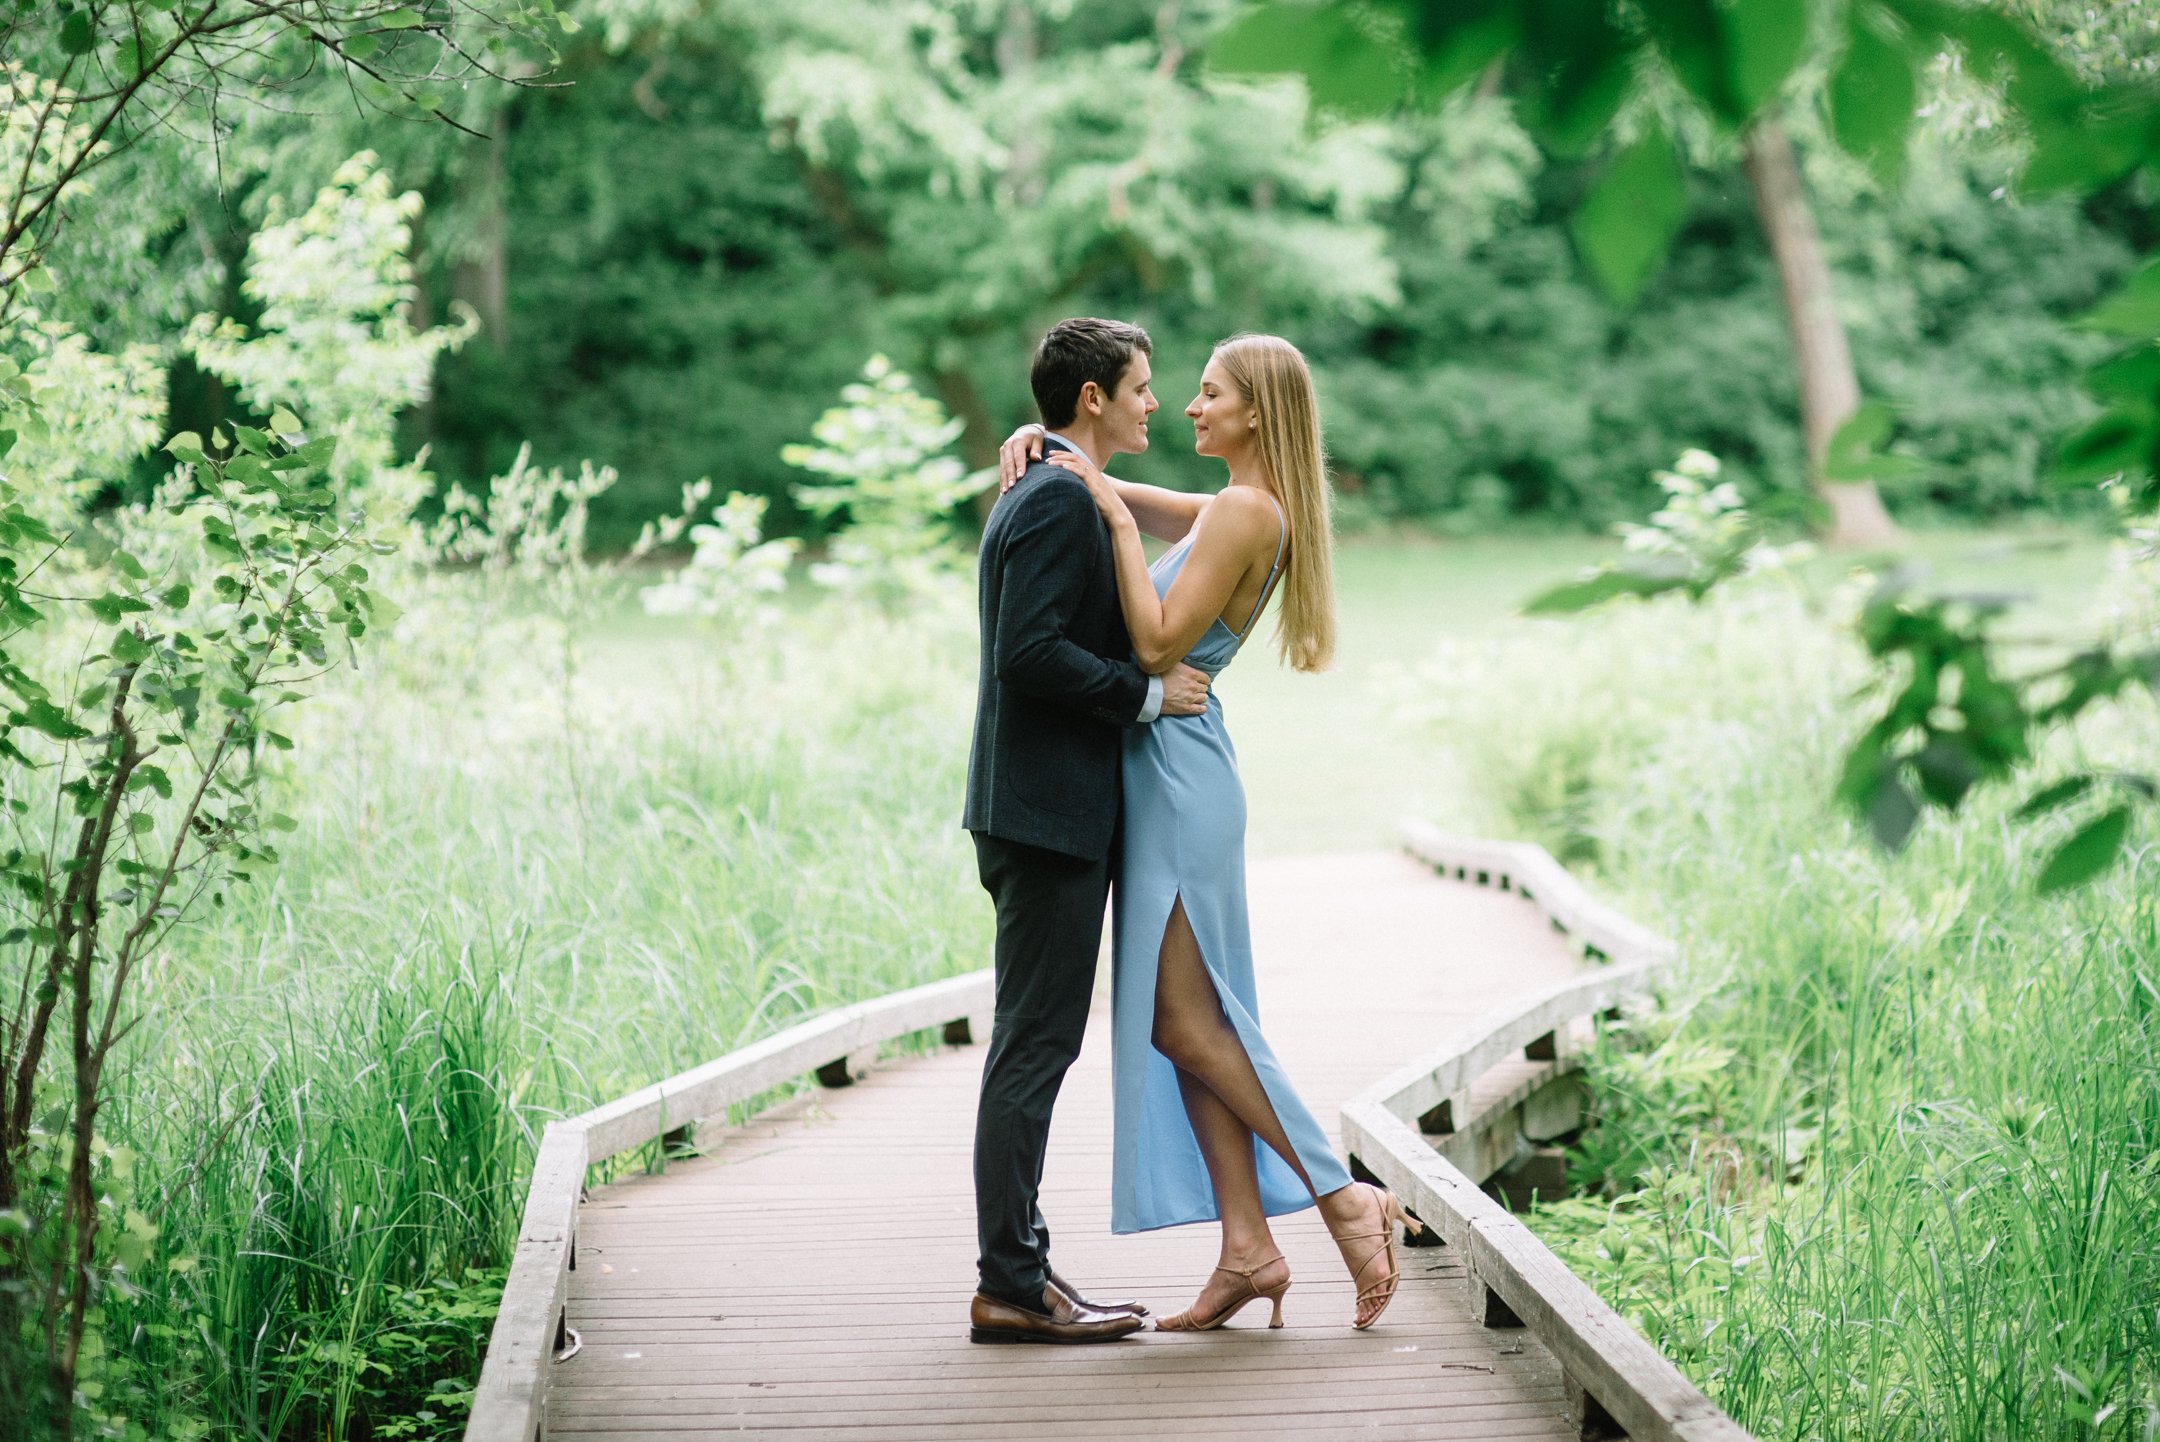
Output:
[1410,578,2160,1438]
[784,357,987,611]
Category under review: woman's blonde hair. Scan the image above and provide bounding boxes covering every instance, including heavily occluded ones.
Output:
[1211,333,1335,672]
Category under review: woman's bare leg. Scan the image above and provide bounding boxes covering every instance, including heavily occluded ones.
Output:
[1150,898,1313,1189]
[1153,897,1400,1326]
[1152,899,1297,1319]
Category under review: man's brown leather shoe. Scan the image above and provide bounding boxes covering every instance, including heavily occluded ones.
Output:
[968,1285,1145,1344]
[1047,1267,1149,1318]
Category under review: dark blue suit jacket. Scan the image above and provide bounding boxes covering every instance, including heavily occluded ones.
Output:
[963,439,1150,861]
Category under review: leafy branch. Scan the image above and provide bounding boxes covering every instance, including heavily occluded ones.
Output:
[0,408,390,1425]
[1838,572,2160,890]
[0,0,564,303]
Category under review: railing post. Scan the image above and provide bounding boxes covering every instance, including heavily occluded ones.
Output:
[1472,1268,1523,1328]
[815,1048,877,1087]
[1417,1093,1470,1136]
[1566,1377,1625,1440]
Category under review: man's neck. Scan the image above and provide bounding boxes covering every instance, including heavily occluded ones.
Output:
[1047,422,1112,471]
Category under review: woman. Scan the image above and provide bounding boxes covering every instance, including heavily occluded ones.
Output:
[997,334,1421,1332]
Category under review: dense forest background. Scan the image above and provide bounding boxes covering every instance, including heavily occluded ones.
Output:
[44,0,2147,549]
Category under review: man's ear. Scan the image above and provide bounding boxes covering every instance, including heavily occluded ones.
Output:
[1077,380,1103,417]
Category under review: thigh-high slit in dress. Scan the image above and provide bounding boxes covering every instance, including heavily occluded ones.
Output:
[1109,498,1353,1234]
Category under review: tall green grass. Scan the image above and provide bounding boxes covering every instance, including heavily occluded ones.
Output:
[1409,571,2160,1440]
[87,585,987,1440]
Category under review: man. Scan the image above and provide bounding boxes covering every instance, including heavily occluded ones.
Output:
[962,318,1211,1344]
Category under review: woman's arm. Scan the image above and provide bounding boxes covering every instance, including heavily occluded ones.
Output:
[1046,452,1275,675]
[1113,480,1209,544]
[997,424,1209,543]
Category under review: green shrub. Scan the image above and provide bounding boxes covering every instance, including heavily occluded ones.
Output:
[1409,572,2160,1439]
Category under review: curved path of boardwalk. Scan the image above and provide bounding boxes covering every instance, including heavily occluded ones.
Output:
[549,850,1588,1441]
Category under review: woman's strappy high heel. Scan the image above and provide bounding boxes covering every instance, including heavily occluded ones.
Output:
[1153,1254,1291,1332]
[1339,1183,1423,1329]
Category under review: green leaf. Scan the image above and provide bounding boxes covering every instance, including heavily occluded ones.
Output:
[377,8,427,27]
[1866,770,1921,852]
[1406,5,1518,102]
[1829,6,1917,185]
[1639,0,1742,126]
[2077,261,2160,339]
[268,407,303,439]
[2086,344,2160,402]
[109,630,152,664]
[1529,39,1633,155]
[1522,559,1692,614]
[341,30,381,59]
[158,583,189,609]
[2017,775,2095,819]
[163,431,205,462]
[2056,411,2148,484]
[2036,804,2131,894]
[1209,2,1407,115]
[127,812,155,835]
[232,425,270,456]
[1503,3,1637,153]
[86,594,153,622]
[1725,0,1810,117]
[59,9,94,54]
[1570,124,1687,305]
[2022,102,2145,195]
[1913,736,1978,809]
[362,590,404,628]
[15,700,89,741]
[1823,400,1925,482]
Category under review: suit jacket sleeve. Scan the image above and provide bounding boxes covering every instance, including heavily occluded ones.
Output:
[993,477,1152,727]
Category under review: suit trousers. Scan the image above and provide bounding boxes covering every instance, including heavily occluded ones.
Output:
[969,831,1109,1307]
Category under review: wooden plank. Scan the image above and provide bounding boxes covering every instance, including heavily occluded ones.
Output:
[547,1374,1566,1408]
[548,1416,1581,1433]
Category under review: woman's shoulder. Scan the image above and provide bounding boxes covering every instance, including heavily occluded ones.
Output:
[1197,485,1283,548]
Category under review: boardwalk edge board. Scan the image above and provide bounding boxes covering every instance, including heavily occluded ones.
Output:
[464,970,996,1442]
[1349,823,1754,1442]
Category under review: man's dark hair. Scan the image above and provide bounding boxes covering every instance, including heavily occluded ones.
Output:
[1030,318,1152,430]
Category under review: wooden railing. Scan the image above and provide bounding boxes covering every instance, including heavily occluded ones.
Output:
[1340,824,1754,1442]
[463,970,995,1442]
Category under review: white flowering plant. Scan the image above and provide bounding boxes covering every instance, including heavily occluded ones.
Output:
[783,356,990,613]
[640,493,800,646]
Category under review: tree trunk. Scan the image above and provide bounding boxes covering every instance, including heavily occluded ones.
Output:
[1740,114,1900,548]
[938,368,1005,522]
[451,123,509,348]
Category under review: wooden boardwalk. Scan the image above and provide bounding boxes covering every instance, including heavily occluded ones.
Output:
[551,851,1590,1440]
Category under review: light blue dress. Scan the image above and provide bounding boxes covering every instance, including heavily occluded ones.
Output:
[1109,496,1355,1234]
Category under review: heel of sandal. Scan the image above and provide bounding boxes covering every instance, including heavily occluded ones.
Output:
[1387,1192,1426,1238]
[1265,1282,1289,1329]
